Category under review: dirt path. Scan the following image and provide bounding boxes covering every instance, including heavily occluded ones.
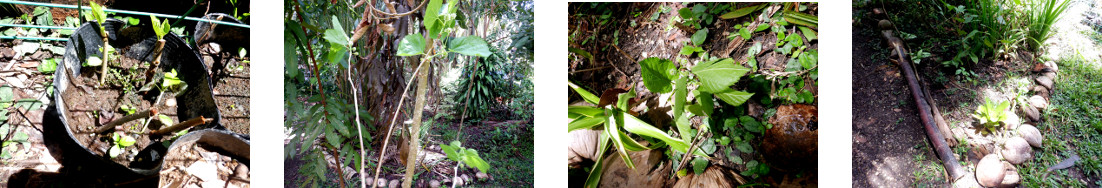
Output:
[850,20,945,187]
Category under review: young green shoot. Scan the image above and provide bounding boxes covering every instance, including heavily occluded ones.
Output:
[87,2,112,84]
[109,132,136,158]
[146,15,171,85]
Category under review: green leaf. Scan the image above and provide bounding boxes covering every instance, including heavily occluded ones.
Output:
[736,142,754,153]
[798,26,817,41]
[396,33,426,56]
[692,157,709,174]
[720,4,767,19]
[678,8,693,20]
[461,148,491,172]
[325,126,341,147]
[116,134,136,147]
[691,28,708,46]
[38,58,57,73]
[568,82,600,105]
[639,57,676,93]
[150,15,166,39]
[740,27,751,39]
[584,130,611,188]
[714,89,753,106]
[799,49,818,69]
[86,56,103,67]
[568,115,606,132]
[691,58,749,93]
[568,105,605,119]
[606,110,635,169]
[423,0,443,38]
[673,72,687,119]
[323,16,349,46]
[697,91,714,116]
[446,36,492,57]
[621,112,706,157]
[675,115,692,141]
[162,69,183,89]
[441,141,460,162]
[740,116,764,133]
[119,104,137,115]
[109,145,121,158]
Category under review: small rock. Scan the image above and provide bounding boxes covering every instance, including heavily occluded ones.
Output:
[976,155,1005,188]
[1000,162,1020,187]
[1020,104,1041,122]
[452,176,465,187]
[1002,137,1033,164]
[388,179,399,188]
[1018,124,1043,148]
[1044,61,1059,72]
[377,178,388,187]
[1029,95,1048,111]
[1043,72,1057,80]
[1035,76,1054,90]
[430,180,441,188]
[476,171,489,181]
[166,98,177,107]
[1032,86,1050,100]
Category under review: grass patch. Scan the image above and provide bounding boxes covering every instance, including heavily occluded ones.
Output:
[912,143,946,187]
[1018,53,1102,187]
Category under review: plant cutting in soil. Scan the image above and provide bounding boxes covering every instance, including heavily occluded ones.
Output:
[568,2,818,187]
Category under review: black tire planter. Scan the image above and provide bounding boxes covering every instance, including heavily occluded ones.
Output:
[158,129,250,186]
[41,19,223,186]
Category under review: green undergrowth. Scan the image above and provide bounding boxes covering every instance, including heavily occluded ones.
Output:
[1019,53,1102,187]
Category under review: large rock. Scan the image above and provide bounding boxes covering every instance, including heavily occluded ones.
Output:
[1002,137,1033,164]
[976,155,1005,188]
[1020,104,1041,122]
[999,162,1021,188]
[1029,95,1048,111]
[1018,124,1043,148]
[1036,76,1054,90]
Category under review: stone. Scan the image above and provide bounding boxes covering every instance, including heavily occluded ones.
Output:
[1004,111,1021,130]
[166,98,177,107]
[1000,162,1021,187]
[430,180,441,188]
[377,178,388,187]
[1045,61,1059,72]
[388,179,399,188]
[976,154,1005,188]
[452,176,465,187]
[1002,137,1033,164]
[1018,124,1043,148]
[1043,72,1057,80]
[1020,104,1041,122]
[1029,95,1048,111]
[1033,86,1051,100]
[1035,76,1054,90]
[476,171,489,181]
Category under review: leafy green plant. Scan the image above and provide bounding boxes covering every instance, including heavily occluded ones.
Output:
[1026,0,1070,52]
[677,4,715,30]
[440,141,491,173]
[108,132,136,158]
[86,2,113,84]
[972,98,1010,133]
[679,28,708,56]
[452,48,512,121]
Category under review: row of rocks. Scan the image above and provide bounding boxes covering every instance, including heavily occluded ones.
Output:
[974,61,1059,187]
[362,171,492,188]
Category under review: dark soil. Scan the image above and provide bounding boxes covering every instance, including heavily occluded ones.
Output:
[62,50,181,168]
[850,20,941,187]
[201,44,250,135]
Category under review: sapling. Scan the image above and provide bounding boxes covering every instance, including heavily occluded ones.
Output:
[145,15,171,86]
[109,132,136,158]
[86,2,111,84]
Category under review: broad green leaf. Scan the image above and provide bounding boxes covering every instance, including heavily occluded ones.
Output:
[675,115,691,141]
[679,46,697,56]
[740,116,764,133]
[616,88,636,111]
[38,58,57,73]
[691,58,749,93]
[692,157,709,174]
[116,134,136,147]
[568,115,605,132]
[691,28,708,46]
[799,26,817,41]
[568,82,600,105]
[327,44,348,65]
[396,33,425,56]
[446,36,492,57]
[736,142,754,153]
[158,114,173,126]
[325,126,341,147]
[423,0,443,38]
[678,8,692,19]
[150,15,166,39]
[323,16,349,46]
[331,117,350,137]
[461,148,490,172]
[639,57,676,93]
[720,4,767,19]
[799,49,818,69]
[673,72,687,119]
[714,89,753,106]
[698,91,714,116]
